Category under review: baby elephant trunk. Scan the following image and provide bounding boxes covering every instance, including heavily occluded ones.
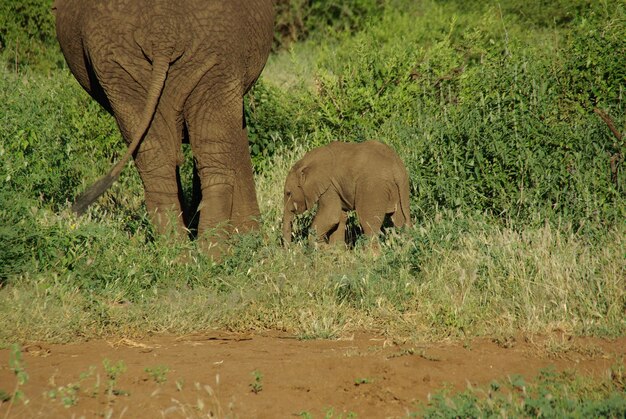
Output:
[282,210,294,244]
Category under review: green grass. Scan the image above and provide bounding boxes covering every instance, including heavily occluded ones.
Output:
[416,364,626,418]
[1,164,624,343]
[0,0,624,347]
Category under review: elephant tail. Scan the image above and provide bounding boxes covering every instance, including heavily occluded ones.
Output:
[71,56,171,215]
[394,167,412,229]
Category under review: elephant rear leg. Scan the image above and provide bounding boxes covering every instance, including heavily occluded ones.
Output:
[185,81,255,252]
[355,207,385,256]
[390,212,404,228]
[133,121,186,237]
[230,122,261,233]
[356,210,385,238]
[355,181,392,239]
[355,194,386,244]
[92,57,186,238]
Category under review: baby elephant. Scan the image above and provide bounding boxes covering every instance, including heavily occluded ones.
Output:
[282,141,411,244]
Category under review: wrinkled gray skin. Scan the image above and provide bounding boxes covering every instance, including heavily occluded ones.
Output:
[283,141,412,245]
[54,0,275,253]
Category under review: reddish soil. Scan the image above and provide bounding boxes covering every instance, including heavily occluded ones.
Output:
[1,332,624,418]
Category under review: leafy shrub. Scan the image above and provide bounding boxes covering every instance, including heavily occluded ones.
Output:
[418,367,626,418]
[0,0,62,71]
[0,67,123,208]
[559,7,626,115]
[277,2,625,227]
[273,0,385,49]
[245,79,315,171]
[444,0,608,28]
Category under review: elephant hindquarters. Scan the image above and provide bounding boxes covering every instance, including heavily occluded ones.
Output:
[354,181,393,237]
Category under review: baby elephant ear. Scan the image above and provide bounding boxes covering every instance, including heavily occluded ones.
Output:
[298,166,308,187]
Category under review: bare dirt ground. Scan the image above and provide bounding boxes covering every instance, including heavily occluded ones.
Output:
[1,332,624,418]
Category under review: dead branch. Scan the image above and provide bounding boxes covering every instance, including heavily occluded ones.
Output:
[593,108,623,141]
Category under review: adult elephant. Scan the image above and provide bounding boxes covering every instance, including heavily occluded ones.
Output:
[54,0,275,251]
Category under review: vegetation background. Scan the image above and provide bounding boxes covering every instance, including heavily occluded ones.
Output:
[0,0,624,414]
[0,0,624,352]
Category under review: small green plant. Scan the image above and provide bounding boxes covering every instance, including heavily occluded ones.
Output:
[1,344,29,417]
[249,370,263,394]
[0,390,11,404]
[102,359,127,396]
[46,365,100,407]
[354,377,372,386]
[0,389,11,402]
[80,366,101,398]
[302,408,358,419]
[47,382,80,407]
[323,408,358,418]
[8,344,29,403]
[144,365,170,384]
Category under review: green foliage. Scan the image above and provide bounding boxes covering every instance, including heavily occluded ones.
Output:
[0,390,10,402]
[418,366,626,418]
[0,67,124,209]
[560,8,626,115]
[4,344,29,405]
[103,359,127,396]
[0,0,62,71]
[444,0,607,28]
[274,0,384,48]
[245,79,313,171]
[47,382,80,407]
[270,1,625,227]
[249,370,263,394]
[144,365,170,384]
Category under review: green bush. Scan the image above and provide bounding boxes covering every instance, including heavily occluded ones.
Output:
[443,0,607,28]
[418,367,626,418]
[0,67,123,208]
[245,79,315,171]
[560,9,626,116]
[273,0,385,48]
[0,0,62,71]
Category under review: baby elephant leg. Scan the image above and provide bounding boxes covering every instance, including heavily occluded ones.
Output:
[355,183,390,240]
[328,210,348,245]
[311,193,342,243]
[356,209,385,238]
[356,208,385,256]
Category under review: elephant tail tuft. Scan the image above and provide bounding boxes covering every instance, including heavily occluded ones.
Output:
[71,173,117,215]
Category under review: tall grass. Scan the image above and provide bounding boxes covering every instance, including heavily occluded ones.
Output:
[1,145,624,343]
[0,0,624,344]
